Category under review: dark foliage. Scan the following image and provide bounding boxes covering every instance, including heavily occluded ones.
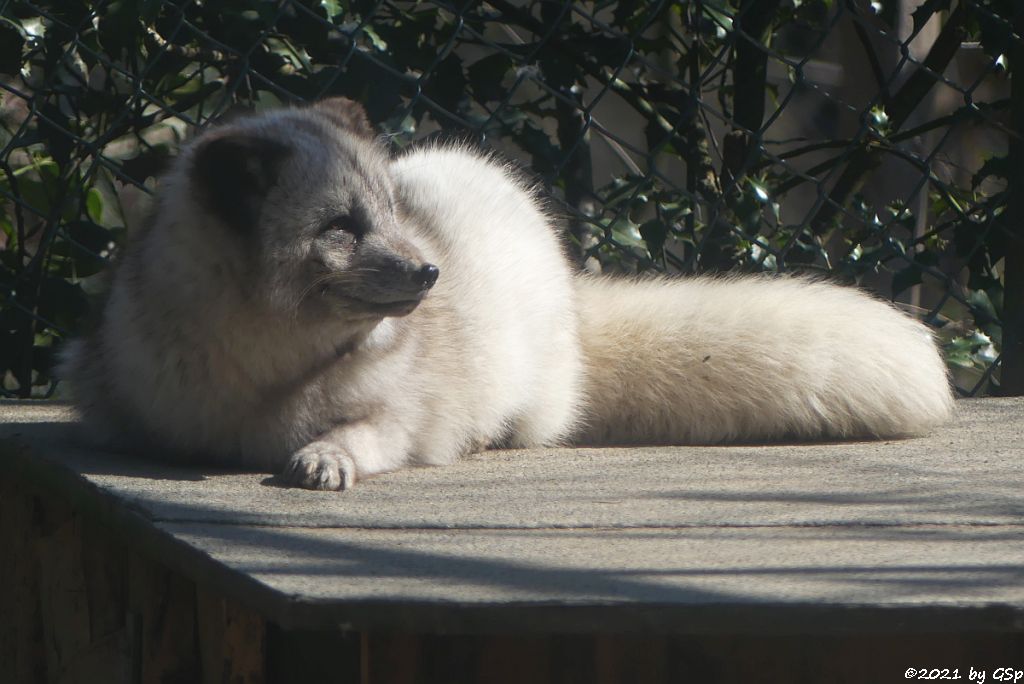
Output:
[0,0,1018,396]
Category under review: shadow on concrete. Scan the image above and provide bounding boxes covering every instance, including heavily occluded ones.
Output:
[156,507,1024,613]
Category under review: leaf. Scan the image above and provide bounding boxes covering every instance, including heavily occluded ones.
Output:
[519,122,560,176]
[428,54,466,114]
[36,102,75,167]
[945,331,998,369]
[974,2,1014,59]
[320,0,345,21]
[750,180,770,202]
[361,25,388,51]
[536,44,580,90]
[0,22,24,76]
[612,0,644,27]
[86,189,104,224]
[891,264,922,296]
[65,220,118,255]
[169,81,228,113]
[97,0,145,57]
[972,155,1009,189]
[37,275,88,330]
[120,144,172,184]
[639,219,667,256]
[910,0,951,35]
[608,216,644,248]
[967,289,998,326]
[467,54,512,103]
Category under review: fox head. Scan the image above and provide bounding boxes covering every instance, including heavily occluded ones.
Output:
[184,97,439,321]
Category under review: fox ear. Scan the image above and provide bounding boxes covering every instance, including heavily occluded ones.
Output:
[190,131,291,233]
[309,97,376,139]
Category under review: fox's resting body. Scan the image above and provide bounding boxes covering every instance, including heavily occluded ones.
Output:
[60,99,954,490]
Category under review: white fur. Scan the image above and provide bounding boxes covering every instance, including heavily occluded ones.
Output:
[573,275,954,444]
[60,104,954,490]
[389,146,584,449]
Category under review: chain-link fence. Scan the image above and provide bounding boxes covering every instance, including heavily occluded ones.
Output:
[0,0,1020,398]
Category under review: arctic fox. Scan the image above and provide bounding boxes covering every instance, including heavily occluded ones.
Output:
[59,98,954,490]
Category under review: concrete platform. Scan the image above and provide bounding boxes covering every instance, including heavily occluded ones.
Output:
[1,399,1023,636]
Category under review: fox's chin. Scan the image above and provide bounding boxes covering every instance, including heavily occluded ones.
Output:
[348,297,423,318]
[311,288,426,320]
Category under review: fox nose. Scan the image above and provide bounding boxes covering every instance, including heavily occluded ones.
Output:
[413,263,439,290]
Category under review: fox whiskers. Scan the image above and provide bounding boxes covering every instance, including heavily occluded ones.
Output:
[292,268,383,313]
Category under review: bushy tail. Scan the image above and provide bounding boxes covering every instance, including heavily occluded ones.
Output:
[572,274,954,445]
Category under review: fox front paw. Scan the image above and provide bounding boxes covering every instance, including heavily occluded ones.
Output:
[282,442,357,491]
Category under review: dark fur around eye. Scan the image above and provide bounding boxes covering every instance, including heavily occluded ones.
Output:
[321,214,365,242]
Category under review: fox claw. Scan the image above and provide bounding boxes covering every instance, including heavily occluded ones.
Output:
[282,442,357,491]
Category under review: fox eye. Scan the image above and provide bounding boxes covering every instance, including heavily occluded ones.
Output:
[321,214,365,243]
